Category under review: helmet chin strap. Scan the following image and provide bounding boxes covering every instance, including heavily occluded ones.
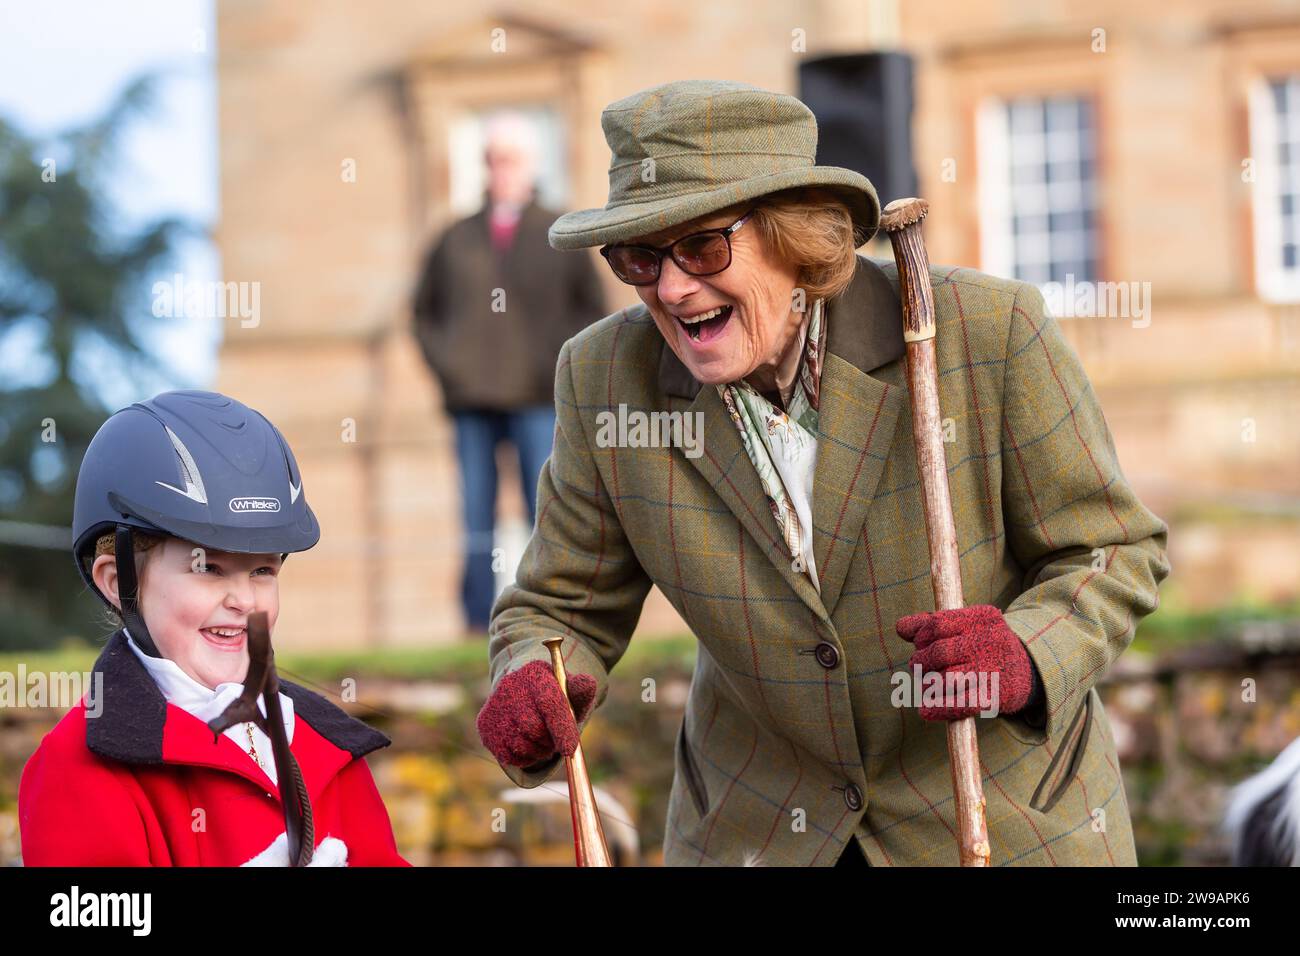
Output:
[114,525,162,658]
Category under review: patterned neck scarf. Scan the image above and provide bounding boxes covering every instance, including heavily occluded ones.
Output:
[716,297,826,592]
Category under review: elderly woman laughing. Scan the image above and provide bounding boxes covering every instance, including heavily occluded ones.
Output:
[476,80,1170,867]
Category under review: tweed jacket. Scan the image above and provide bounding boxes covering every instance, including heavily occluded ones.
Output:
[486,253,1171,866]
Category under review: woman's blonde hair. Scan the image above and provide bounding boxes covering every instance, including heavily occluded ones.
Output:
[730,186,862,303]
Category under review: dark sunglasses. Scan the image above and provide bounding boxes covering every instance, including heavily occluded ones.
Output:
[599,209,754,286]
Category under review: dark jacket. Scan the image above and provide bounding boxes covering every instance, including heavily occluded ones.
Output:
[412,194,608,411]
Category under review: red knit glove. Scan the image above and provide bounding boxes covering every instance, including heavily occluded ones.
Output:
[895,604,1038,721]
[476,660,598,768]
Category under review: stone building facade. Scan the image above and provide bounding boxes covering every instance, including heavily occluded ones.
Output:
[215,0,1300,649]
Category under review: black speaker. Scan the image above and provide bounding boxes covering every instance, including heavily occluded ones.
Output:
[798,52,918,207]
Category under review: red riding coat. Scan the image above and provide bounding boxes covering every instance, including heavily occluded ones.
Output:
[19,629,410,866]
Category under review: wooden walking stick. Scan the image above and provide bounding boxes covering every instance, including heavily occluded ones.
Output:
[881,198,991,867]
[542,636,612,866]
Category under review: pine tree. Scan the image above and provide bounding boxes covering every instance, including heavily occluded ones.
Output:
[0,75,189,649]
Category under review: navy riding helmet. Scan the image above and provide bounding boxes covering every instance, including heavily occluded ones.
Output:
[72,390,320,657]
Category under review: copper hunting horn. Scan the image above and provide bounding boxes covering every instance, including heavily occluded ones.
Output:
[542,636,612,866]
[880,198,991,867]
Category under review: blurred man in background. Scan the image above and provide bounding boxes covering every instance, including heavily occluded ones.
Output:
[412,112,607,636]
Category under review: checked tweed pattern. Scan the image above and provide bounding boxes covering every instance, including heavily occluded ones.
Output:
[486,254,1170,867]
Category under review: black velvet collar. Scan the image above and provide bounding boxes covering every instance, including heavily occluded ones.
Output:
[85,629,391,766]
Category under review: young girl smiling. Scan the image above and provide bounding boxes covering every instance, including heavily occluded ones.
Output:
[19,390,408,866]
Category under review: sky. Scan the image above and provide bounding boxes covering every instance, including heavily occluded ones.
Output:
[0,0,220,397]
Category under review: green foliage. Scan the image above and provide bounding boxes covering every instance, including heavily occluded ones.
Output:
[0,75,190,650]
[0,633,701,686]
[1130,595,1300,654]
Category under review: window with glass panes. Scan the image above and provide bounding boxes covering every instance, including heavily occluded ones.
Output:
[1247,74,1300,301]
[1267,76,1300,273]
[982,95,1099,286]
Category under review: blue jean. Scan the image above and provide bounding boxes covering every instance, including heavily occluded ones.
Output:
[451,406,557,631]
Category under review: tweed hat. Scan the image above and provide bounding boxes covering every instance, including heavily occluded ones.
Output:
[548,79,881,251]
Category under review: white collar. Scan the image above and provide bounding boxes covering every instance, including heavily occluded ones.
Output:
[123,628,295,743]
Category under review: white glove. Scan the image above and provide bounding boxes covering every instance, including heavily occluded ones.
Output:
[308,836,348,867]
[240,832,348,867]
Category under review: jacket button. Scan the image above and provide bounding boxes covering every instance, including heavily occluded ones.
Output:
[814,642,840,669]
[844,783,864,811]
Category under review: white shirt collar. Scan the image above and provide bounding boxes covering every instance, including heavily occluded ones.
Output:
[123,627,295,748]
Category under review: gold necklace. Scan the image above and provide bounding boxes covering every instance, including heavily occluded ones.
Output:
[245,723,264,768]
